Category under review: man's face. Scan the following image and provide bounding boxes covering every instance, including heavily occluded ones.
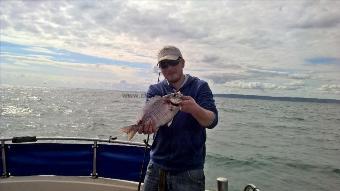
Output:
[159,59,184,84]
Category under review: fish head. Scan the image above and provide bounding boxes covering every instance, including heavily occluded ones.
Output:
[164,91,183,106]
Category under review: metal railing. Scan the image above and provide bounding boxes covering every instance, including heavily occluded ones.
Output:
[0,136,145,146]
[1,136,260,190]
[0,136,145,179]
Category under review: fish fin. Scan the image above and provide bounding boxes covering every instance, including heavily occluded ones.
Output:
[121,124,139,141]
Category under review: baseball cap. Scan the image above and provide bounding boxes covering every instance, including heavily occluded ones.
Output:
[158,45,183,63]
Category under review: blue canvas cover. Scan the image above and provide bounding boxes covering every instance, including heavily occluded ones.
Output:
[1,143,150,182]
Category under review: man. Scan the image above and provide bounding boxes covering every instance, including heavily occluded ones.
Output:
[141,45,218,191]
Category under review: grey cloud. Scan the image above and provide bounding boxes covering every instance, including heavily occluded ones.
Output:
[201,66,311,86]
[201,55,220,63]
[319,84,340,92]
[109,5,208,41]
[203,73,249,84]
[289,1,340,29]
[224,81,304,91]
[50,1,208,42]
[294,17,340,29]
[2,1,75,37]
[247,67,311,80]
[236,30,283,49]
[199,55,242,70]
[288,73,311,79]
[0,17,10,29]
[1,0,339,98]
[64,1,208,42]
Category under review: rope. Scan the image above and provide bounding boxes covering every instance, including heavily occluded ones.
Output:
[137,134,150,191]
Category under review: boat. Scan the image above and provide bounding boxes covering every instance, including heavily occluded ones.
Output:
[0,136,260,191]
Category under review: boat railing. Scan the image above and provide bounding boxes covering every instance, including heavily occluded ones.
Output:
[1,136,145,145]
[1,136,260,191]
[1,136,147,180]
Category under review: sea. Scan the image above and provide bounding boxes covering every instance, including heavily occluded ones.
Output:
[1,86,340,191]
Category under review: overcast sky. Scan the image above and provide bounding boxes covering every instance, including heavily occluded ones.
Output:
[1,0,339,99]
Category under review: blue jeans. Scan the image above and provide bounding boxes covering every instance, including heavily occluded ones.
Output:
[143,162,205,191]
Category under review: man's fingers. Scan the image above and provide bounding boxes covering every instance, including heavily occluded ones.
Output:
[144,120,154,134]
[146,120,152,134]
[137,120,157,134]
[179,100,189,106]
[146,120,156,134]
[150,120,157,133]
[181,96,191,100]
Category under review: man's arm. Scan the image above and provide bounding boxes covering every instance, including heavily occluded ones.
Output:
[180,81,218,128]
[179,96,216,128]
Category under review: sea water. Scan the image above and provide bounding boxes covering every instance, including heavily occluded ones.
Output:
[1,86,339,191]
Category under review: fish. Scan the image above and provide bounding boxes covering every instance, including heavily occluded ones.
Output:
[121,91,183,140]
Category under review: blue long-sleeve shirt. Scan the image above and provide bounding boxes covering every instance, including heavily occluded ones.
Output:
[146,75,218,172]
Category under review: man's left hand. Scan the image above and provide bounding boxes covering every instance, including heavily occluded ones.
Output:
[178,96,199,114]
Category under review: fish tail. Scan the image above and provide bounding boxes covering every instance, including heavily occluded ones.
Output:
[121,124,140,141]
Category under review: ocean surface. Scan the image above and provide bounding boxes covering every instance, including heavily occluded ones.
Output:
[1,86,340,191]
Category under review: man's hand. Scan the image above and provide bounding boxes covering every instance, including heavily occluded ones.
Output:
[179,96,216,128]
[178,96,199,114]
[137,119,157,134]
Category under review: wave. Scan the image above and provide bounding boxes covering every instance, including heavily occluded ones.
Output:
[285,162,340,176]
[333,168,340,175]
[277,116,305,121]
[261,155,340,175]
[1,106,33,116]
[208,153,340,177]
[219,108,245,113]
[206,153,268,169]
[270,124,309,131]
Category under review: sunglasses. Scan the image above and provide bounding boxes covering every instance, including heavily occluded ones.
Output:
[158,59,181,69]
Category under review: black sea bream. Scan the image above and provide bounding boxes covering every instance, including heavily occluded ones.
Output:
[121,92,183,140]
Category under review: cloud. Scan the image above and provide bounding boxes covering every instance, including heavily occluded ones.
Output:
[1,0,340,99]
[1,44,154,91]
[319,84,340,94]
[203,73,248,84]
[246,67,312,80]
[288,1,340,29]
[223,80,304,91]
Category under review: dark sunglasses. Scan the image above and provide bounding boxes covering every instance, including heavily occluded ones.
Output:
[158,59,181,69]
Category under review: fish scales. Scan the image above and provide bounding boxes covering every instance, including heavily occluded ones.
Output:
[121,92,183,140]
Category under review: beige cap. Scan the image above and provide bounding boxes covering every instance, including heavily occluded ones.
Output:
[158,45,183,62]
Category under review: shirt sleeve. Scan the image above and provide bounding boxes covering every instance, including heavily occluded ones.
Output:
[196,82,218,129]
[146,84,157,100]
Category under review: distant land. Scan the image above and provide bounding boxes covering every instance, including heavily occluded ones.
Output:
[214,94,340,104]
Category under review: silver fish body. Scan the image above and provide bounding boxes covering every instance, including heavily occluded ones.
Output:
[121,92,183,140]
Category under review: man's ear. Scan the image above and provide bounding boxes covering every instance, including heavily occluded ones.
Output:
[181,59,185,68]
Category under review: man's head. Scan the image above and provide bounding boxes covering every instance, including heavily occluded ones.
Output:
[157,46,185,84]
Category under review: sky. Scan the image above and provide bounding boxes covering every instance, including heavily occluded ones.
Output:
[1,0,340,99]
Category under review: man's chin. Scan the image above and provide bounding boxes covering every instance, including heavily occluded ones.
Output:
[167,77,180,83]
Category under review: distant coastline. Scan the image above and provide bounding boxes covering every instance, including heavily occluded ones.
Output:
[214,94,340,104]
[1,85,339,103]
